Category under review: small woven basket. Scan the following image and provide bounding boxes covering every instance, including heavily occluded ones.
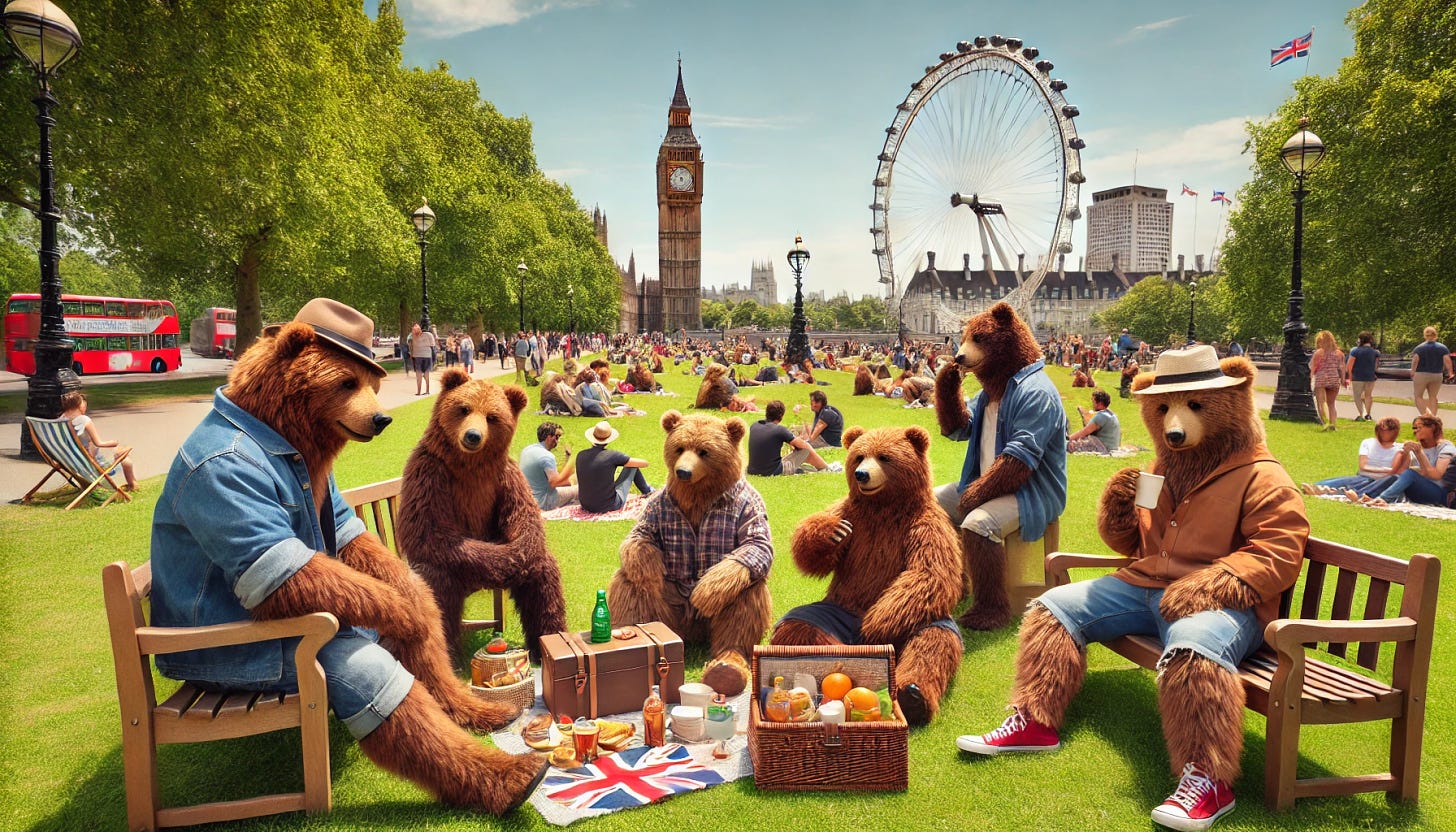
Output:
[472,648,529,686]
[469,674,536,715]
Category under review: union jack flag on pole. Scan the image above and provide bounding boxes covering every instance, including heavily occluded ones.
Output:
[1211,191,1232,205]
[1270,31,1312,67]
[1181,184,1198,197]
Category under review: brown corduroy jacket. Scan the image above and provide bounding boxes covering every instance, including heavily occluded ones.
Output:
[1115,446,1310,626]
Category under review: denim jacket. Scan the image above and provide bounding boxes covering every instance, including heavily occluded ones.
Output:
[949,360,1068,542]
[149,388,366,685]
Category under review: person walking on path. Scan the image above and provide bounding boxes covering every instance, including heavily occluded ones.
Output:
[407,322,437,396]
[459,331,474,375]
[513,331,532,386]
[1411,326,1453,417]
[576,421,652,514]
[1309,330,1346,430]
[1345,331,1379,421]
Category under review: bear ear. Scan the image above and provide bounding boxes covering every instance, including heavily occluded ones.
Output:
[1131,371,1157,393]
[843,426,865,449]
[1219,356,1256,386]
[440,368,470,393]
[661,410,683,433]
[273,322,316,361]
[990,302,1016,324]
[904,425,931,456]
[724,416,747,446]
[503,385,529,416]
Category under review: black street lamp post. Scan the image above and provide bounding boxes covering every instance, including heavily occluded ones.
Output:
[567,283,575,345]
[516,260,528,332]
[786,235,810,366]
[411,200,435,330]
[6,0,83,461]
[1186,279,1197,346]
[1269,118,1325,423]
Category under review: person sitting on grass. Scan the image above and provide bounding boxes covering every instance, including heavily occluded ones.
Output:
[793,390,843,449]
[1303,416,1406,498]
[746,400,831,476]
[1071,364,1092,388]
[1352,413,1455,506]
[520,422,577,510]
[577,421,652,514]
[1066,388,1121,455]
[61,390,139,492]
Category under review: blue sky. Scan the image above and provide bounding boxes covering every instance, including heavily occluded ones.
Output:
[383,0,1355,302]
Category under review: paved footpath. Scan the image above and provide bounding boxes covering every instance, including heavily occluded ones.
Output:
[0,364,1444,504]
[1,358,523,503]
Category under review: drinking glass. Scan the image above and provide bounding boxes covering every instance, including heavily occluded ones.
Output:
[573,717,600,763]
[706,704,736,759]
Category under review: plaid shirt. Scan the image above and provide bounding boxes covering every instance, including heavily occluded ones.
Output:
[627,479,774,589]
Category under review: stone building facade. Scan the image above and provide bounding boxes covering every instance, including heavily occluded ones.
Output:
[1085,184,1173,272]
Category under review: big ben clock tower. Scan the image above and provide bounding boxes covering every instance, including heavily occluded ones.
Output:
[657,60,703,332]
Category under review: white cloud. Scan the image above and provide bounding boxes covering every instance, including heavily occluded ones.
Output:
[693,113,797,130]
[404,0,598,35]
[1114,15,1188,45]
[542,166,588,181]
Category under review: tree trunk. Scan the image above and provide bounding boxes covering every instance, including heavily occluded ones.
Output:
[232,231,268,356]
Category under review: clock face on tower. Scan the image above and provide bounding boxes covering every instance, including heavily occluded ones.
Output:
[669,165,695,192]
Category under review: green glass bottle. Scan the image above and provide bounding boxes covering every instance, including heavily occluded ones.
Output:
[590,589,611,643]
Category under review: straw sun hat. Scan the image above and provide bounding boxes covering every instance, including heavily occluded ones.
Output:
[585,420,620,446]
[1133,345,1243,396]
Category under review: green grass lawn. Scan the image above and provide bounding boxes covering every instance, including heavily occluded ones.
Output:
[3,357,1452,831]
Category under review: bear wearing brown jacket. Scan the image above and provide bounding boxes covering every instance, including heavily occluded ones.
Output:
[608,411,773,696]
[398,369,567,658]
[934,302,1067,630]
[773,425,964,726]
[159,301,545,814]
[957,346,1309,830]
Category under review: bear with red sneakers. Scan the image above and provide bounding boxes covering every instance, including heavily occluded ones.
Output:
[149,301,546,814]
[933,301,1067,629]
[955,345,1309,832]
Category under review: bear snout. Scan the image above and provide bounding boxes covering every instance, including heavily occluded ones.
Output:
[854,468,870,482]
[1165,429,1186,447]
[461,428,484,450]
[371,413,393,435]
[675,468,694,481]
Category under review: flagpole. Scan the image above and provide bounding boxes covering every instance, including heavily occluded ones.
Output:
[1193,195,1199,272]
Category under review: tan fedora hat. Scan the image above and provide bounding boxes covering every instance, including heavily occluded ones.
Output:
[1134,345,1243,395]
[585,420,619,446]
[265,298,385,376]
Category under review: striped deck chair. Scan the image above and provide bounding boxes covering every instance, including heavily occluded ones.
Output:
[23,416,134,510]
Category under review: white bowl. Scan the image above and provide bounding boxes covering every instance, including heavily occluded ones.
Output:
[678,683,714,710]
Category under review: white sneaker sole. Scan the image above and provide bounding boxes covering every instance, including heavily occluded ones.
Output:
[955,735,1061,755]
[1150,799,1234,832]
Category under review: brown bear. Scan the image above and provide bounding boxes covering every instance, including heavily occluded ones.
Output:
[852,365,876,395]
[607,410,773,696]
[398,369,568,659]
[695,363,755,412]
[625,360,656,393]
[772,425,965,726]
[148,299,546,814]
[933,301,1067,630]
[956,345,1309,831]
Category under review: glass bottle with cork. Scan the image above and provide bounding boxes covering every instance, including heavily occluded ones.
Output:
[591,589,611,643]
[642,684,666,747]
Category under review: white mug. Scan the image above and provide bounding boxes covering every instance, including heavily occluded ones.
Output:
[1135,471,1165,510]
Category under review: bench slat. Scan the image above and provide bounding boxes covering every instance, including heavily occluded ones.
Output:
[1357,580,1392,670]
[155,684,203,719]
[1326,568,1360,658]
[185,689,228,720]
[1298,560,1328,620]
[216,691,260,718]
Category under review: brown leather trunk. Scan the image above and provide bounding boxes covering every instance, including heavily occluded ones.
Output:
[539,622,685,719]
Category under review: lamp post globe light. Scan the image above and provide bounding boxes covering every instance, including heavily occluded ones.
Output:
[1269,117,1326,423]
[786,235,810,366]
[411,200,435,330]
[516,260,528,331]
[1186,279,1198,346]
[5,0,82,461]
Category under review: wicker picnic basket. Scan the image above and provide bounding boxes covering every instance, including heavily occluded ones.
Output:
[468,648,536,715]
[471,648,529,685]
[748,644,907,791]
[468,674,536,714]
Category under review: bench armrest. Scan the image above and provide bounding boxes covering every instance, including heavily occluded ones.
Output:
[1045,552,1136,587]
[136,613,339,657]
[1265,616,1418,658]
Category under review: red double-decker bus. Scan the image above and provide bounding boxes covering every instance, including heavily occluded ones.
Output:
[3,293,182,375]
[190,307,236,358]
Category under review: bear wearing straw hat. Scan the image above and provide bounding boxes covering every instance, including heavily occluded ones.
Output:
[955,345,1309,832]
[150,299,547,814]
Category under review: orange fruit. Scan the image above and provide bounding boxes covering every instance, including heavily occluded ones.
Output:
[843,687,879,712]
[821,672,853,702]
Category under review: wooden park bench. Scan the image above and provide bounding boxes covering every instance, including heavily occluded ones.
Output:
[1045,539,1440,810]
[103,561,337,829]
[340,477,505,644]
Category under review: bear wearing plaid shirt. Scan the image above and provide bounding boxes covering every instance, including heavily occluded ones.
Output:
[608,410,773,696]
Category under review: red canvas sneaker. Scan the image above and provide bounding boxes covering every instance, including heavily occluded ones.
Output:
[1150,763,1236,831]
[954,707,1061,755]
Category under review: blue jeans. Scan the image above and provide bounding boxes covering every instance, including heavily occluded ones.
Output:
[1372,468,1450,505]
[1316,473,1394,497]
[606,467,651,511]
[194,627,414,740]
[1036,575,1264,674]
[777,600,962,646]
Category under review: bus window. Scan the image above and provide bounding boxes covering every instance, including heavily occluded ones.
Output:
[62,301,81,315]
[105,301,127,317]
[162,334,177,348]
[83,301,105,315]
[162,301,176,316]
[6,299,34,313]
[107,336,128,350]
[129,336,145,350]
[145,303,163,319]
[126,302,145,318]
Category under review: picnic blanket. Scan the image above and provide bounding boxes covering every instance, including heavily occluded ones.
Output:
[492,673,752,826]
[1069,444,1145,458]
[1314,493,1456,521]
[541,494,649,522]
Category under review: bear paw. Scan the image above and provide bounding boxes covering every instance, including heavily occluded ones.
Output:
[956,602,1012,631]
[897,683,931,727]
[702,653,750,697]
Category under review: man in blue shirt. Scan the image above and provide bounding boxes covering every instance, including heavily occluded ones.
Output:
[795,390,843,448]
[1067,388,1121,454]
[1344,331,1380,421]
[1411,326,1453,416]
[521,421,577,509]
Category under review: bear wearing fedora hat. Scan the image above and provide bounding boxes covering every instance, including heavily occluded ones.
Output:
[149,299,547,815]
[956,346,1309,832]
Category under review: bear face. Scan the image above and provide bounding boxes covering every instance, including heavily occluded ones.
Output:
[427,369,528,457]
[841,425,933,498]
[659,410,746,518]
[695,364,734,409]
[226,322,392,464]
[953,302,1043,398]
[1131,356,1261,454]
